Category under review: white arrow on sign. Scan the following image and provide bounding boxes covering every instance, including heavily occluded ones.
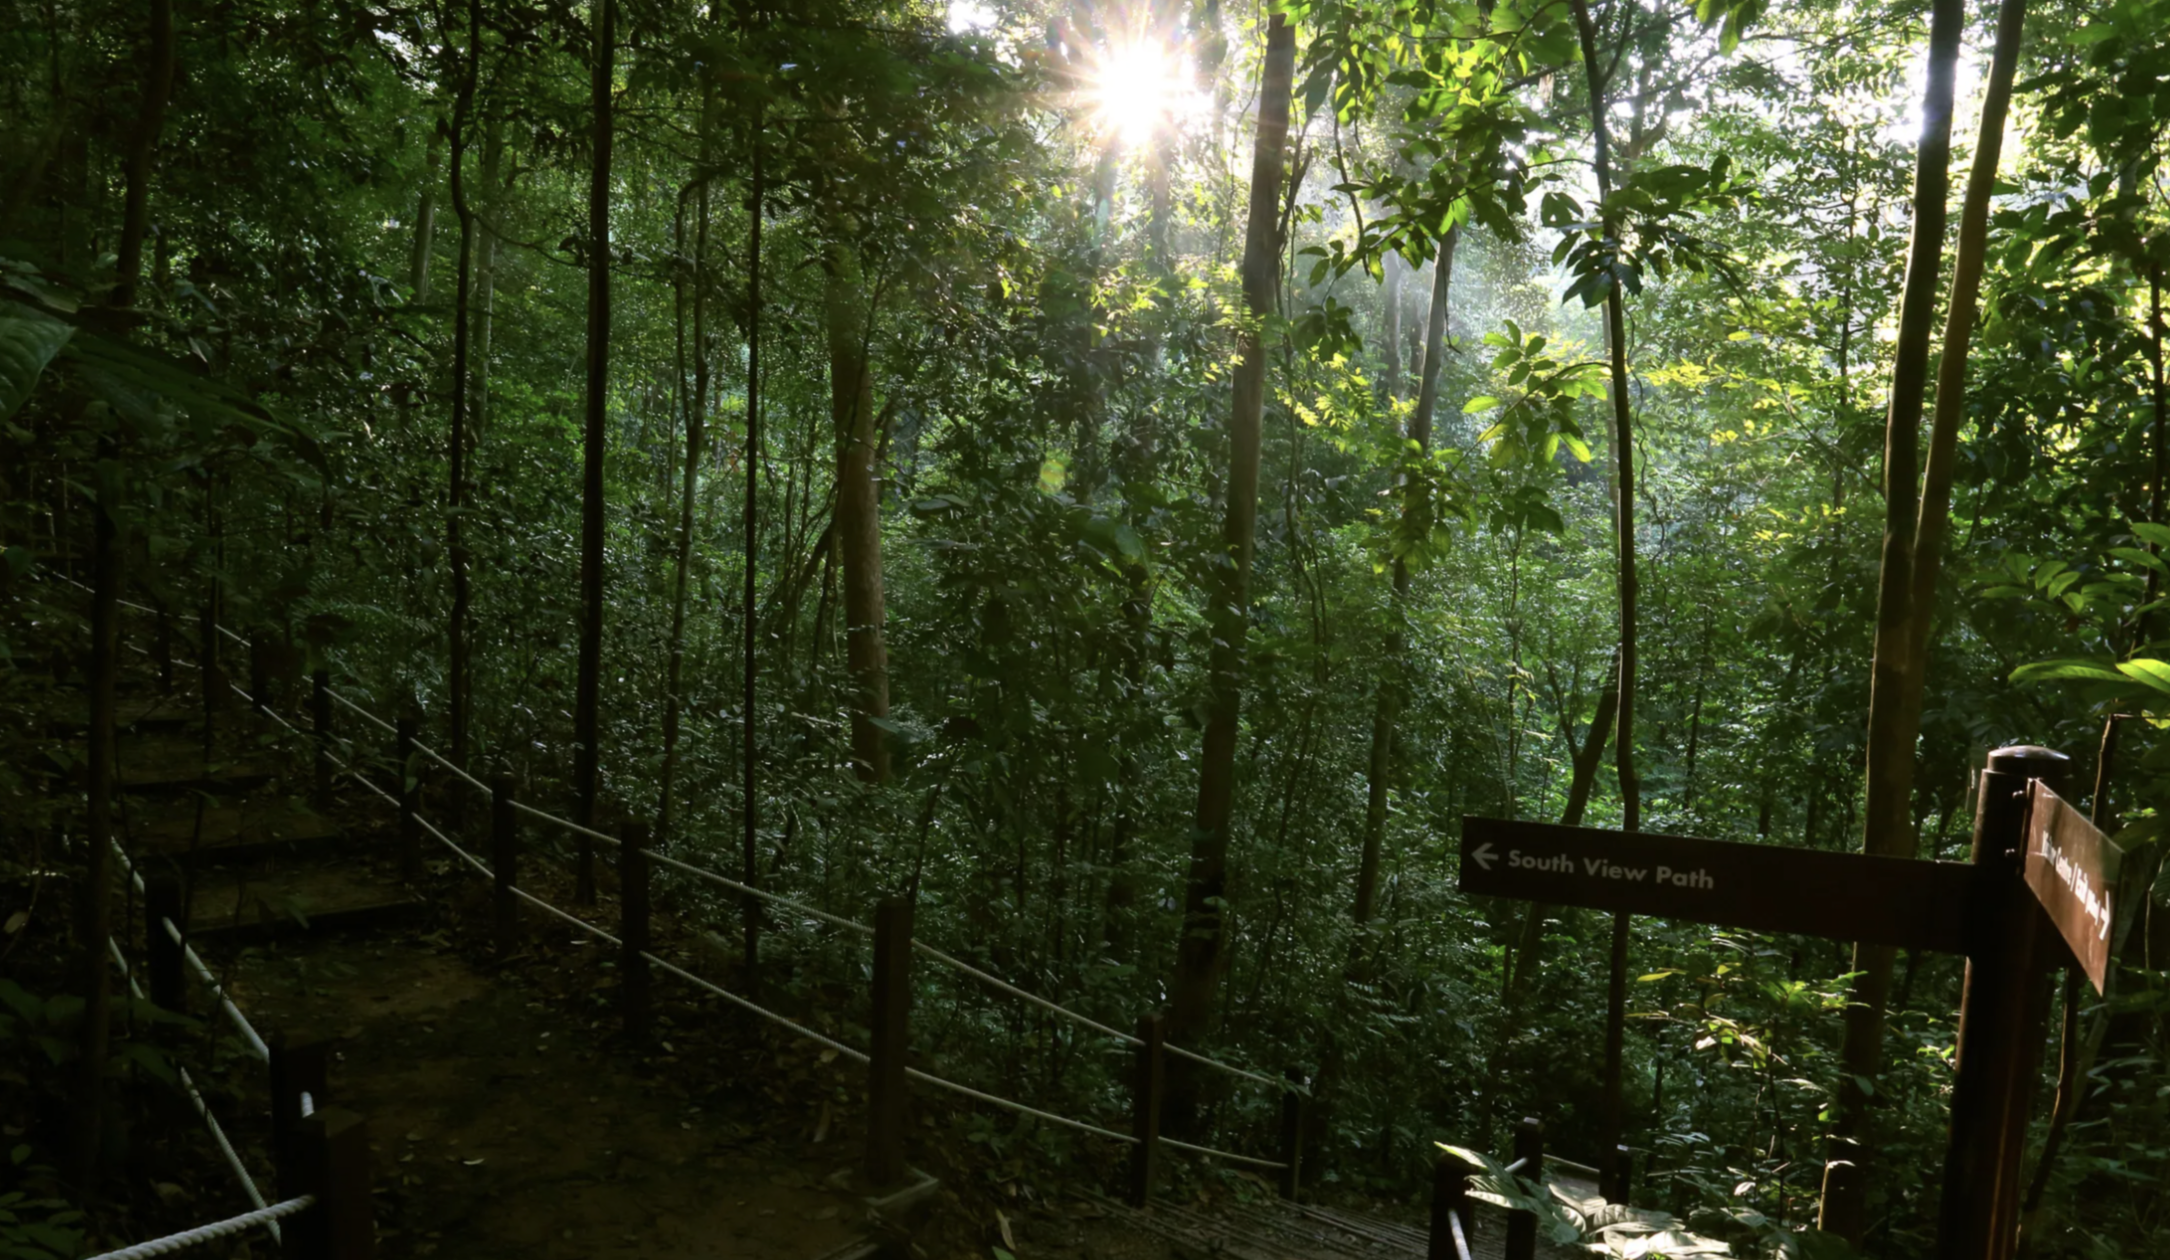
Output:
[1471,841,1498,872]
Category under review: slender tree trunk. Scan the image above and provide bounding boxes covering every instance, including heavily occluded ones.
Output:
[657,179,707,855]
[446,0,480,789]
[827,242,890,784]
[743,116,767,972]
[1569,0,1640,1185]
[1817,0,1965,1239]
[472,118,502,437]
[1165,11,1296,1112]
[411,124,443,303]
[111,0,173,308]
[68,444,121,1190]
[1505,671,1619,996]
[1379,251,1404,403]
[572,0,616,901]
[1354,227,1457,934]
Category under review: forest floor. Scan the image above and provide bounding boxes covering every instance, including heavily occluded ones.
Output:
[55,648,1591,1260]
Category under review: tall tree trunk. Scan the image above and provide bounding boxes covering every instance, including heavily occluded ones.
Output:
[1817,0,1965,1238]
[68,444,121,1190]
[572,0,616,901]
[1568,0,1639,1185]
[1354,226,1457,935]
[1164,11,1296,1111]
[410,124,443,302]
[1379,251,1404,404]
[471,118,502,437]
[446,0,480,791]
[742,112,767,972]
[828,241,890,784]
[110,0,174,308]
[1505,669,1619,997]
[657,176,707,856]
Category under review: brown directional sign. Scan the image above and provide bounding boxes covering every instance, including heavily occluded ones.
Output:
[2024,784,2123,994]
[1459,816,1976,954]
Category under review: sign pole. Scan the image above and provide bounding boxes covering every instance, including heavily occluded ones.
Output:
[1934,745,2066,1260]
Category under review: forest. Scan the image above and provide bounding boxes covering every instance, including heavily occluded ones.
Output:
[3,0,2169,1255]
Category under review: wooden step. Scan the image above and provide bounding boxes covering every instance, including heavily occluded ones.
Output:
[186,861,423,940]
[36,690,200,735]
[130,797,345,863]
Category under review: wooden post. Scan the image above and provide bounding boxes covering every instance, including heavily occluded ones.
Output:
[153,608,173,694]
[1278,1070,1306,1200]
[1506,1116,1544,1260]
[311,669,332,808]
[1127,1013,1165,1208]
[1935,745,2067,1260]
[620,821,650,1040]
[1602,1143,1633,1204]
[491,774,519,957]
[1429,1150,1476,1260]
[283,1107,375,1260]
[865,897,914,1190]
[146,875,185,1014]
[395,713,419,880]
[199,603,222,723]
[270,1032,329,1203]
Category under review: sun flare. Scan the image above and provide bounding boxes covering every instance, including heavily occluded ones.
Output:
[1090,40,1193,145]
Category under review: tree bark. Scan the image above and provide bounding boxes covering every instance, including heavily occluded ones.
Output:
[828,242,889,784]
[111,0,174,308]
[472,118,502,437]
[742,112,767,971]
[1165,11,1296,1105]
[573,0,616,901]
[1354,226,1457,934]
[1817,0,1966,1239]
[1379,251,1404,404]
[411,123,443,303]
[445,0,481,788]
[68,442,121,1190]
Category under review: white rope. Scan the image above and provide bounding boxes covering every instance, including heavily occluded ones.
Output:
[511,884,622,945]
[410,738,488,794]
[1159,1135,1290,1171]
[326,687,397,736]
[84,1196,315,1260]
[216,624,247,647]
[1450,1206,1474,1260]
[106,941,278,1239]
[511,799,621,849]
[904,1067,1138,1145]
[638,848,872,936]
[1504,1155,1528,1175]
[1163,1042,1289,1093]
[640,951,872,1064]
[910,941,1141,1046]
[165,918,271,1063]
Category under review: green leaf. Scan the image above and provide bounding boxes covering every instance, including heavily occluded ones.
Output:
[0,304,72,421]
[2131,521,2170,548]
[2110,546,2168,574]
[2115,659,2170,695]
[2010,660,2128,685]
[1462,395,1500,413]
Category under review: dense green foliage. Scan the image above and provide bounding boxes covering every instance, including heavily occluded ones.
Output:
[5,0,2170,1254]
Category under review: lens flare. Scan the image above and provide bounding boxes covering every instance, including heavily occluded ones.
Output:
[1090,40,1190,145]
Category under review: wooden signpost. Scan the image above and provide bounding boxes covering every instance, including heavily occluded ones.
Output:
[2022,783,2122,994]
[1458,745,2118,1260]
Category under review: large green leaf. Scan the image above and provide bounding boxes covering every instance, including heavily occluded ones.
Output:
[2116,658,2170,695]
[2009,659,2128,685]
[0,304,72,420]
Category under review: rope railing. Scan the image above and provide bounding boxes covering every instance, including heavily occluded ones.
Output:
[69,576,1306,1174]
[83,1196,314,1260]
[104,939,279,1241]
[106,839,271,1063]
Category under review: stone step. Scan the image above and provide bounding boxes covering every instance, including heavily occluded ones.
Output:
[110,736,275,794]
[128,796,346,863]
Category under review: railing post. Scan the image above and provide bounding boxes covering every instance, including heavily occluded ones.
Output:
[1506,1116,1544,1260]
[1429,1149,1476,1260]
[283,1107,375,1260]
[153,607,173,694]
[312,668,332,808]
[1935,745,2069,1260]
[270,1031,329,1204]
[249,631,270,714]
[199,604,223,723]
[620,821,651,1041]
[491,774,519,957]
[146,875,185,1014]
[1278,1069,1307,1201]
[1128,1012,1165,1208]
[865,897,914,1190]
[395,713,419,880]
[1601,1143,1632,1203]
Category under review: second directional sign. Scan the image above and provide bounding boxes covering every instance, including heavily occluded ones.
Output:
[1459,817,1977,954]
[2024,784,2123,994]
